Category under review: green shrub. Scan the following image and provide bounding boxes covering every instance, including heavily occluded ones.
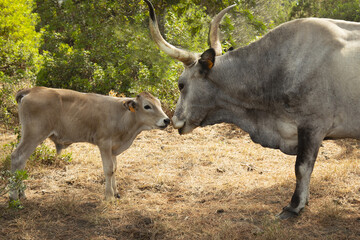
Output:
[29,143,73,167]
[289,0,360,21]
[0,169,29,209]
[0,0,41,128]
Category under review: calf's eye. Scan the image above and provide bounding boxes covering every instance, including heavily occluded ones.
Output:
[144,105,152,110]
[178,83,184,91]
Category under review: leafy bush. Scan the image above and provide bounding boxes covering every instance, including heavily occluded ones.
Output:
[0,76,32,128]
[33,0,289,112]
[289,0,360,21]
[0,0,41,128]
[4,0,359,120]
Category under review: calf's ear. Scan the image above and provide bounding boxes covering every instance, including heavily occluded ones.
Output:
[123,100,137,112]
[199,48,216,73]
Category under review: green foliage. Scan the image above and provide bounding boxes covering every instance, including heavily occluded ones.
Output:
[0,0,42,78]
[0,0,41,128]
[34,0,179,109]
[240,9,268,34]
[289,0,360,21]
[4,0,358,118]
[8,199,24,209]
[3,0,359,118]
[33,0,289,111]
[29,143,73,166]
[289,0,321,18]
[8,170,28,193]
[0,169,28,207]
[6,169,28,209]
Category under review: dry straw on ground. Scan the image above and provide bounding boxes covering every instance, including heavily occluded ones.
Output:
[1,123,360,239]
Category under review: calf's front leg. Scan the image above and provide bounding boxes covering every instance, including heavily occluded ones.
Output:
[278,127,323,219]
[112,155,120,198]
[99,145,117,201]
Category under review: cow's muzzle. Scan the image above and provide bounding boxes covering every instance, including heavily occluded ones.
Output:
[172,116,185,129]
[172,116,197,135]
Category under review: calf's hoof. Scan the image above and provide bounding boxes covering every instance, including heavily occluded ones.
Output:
[277,206,300,220]
[104,193,120,201]
[105,195,115,202]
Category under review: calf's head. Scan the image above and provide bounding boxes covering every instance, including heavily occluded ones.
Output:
[124,92,170,130]
[144,0,235,134]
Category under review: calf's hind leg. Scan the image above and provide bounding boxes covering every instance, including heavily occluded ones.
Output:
[10,129,49,200]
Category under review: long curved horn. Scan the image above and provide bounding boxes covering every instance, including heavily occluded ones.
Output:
[209,4,236,56]
[144,0,197,66]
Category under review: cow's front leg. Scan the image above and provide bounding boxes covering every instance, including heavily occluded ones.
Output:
[99,144,116,201]
[278,127,323,219]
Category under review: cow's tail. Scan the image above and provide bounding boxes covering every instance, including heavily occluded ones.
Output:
[15,88,31,104]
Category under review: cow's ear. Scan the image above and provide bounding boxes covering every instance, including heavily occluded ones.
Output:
[199,48,216,73]
[123,100,137,112]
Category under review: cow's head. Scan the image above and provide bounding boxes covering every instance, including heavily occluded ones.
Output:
[144,0,235,134]
[124,92,170,130]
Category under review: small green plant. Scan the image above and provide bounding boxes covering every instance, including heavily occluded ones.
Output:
[0,170,28,196]
[0,169,29,209]
[8,199,24,209]
[29,143,73,166]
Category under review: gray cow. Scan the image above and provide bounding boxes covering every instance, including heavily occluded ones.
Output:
[11,87,170,201]
[145,0,360,219]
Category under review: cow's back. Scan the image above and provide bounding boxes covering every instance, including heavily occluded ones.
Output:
[266,19,360,139]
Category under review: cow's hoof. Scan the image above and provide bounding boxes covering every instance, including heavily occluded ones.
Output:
[114,193,121,199]
[277,207,299,220]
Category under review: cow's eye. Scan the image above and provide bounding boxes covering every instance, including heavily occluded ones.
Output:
[144,105,152,110]
[178,83,184,91]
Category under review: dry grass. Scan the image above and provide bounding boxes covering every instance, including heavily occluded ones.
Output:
[1,123,360,240]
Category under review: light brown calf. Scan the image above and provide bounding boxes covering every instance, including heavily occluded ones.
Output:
[10,87,170,201]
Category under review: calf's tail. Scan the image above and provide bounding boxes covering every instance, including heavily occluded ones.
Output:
[15,88,31,104]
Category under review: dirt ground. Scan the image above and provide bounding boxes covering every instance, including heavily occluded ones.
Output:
[0,123,360,240]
